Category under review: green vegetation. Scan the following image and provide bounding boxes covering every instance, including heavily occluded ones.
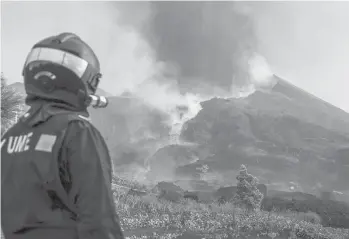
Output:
[262,196,349,229]
[1,74,25,135]
[232,164,264,211]
[112,179,349,239]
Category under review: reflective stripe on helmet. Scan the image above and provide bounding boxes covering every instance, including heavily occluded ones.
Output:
[24,47,89,78]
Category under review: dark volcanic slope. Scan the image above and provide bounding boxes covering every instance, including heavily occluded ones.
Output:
[269,76,349,135]
[178,76,349,192]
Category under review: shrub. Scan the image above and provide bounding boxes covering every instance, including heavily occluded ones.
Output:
[232,164,263,211]
[1,74,25,135]
[262,196,349,229]
[300,211,322,224]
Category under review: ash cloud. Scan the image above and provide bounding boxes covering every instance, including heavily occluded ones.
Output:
[1,1,283,183]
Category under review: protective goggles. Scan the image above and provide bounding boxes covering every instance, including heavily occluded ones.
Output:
[24,47,89,78]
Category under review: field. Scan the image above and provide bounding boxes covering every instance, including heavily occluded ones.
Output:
[112,179,349,239]
[2,182,348,239]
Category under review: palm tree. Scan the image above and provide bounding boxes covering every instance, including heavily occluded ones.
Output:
[1,73,25,135]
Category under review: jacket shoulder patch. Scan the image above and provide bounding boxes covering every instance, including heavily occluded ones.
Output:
[35,134,57,153]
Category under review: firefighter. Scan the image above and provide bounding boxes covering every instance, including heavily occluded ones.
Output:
[1,32,124,239]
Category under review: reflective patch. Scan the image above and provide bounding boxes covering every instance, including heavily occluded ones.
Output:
[78,115,91,121]
[25,47,88,78]
[34,71,56,80]
[35,134,57,153]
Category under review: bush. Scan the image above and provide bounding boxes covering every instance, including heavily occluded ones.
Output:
[262,196,349,229]
[280,211,322,225]
[1,74,25,135]
[300,211,322,224]
[232,164,263,211]
[111,182,349,239]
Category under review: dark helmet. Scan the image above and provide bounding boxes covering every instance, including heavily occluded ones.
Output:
[22,32,102,110]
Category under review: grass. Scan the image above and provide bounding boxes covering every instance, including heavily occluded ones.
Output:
[1,177,347,239]
[0,167,348,239]
[112,178,349,239]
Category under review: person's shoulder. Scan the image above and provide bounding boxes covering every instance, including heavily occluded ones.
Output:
[64,113,109,153]
[65,113,104,140]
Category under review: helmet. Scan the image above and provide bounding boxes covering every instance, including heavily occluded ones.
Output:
[22,32,102,110]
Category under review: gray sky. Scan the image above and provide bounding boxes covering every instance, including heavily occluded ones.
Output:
[247,2,349,112]
[2,1,349,112]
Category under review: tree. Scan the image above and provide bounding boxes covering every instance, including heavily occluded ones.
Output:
[232,164,263,211]
[1,74,24,135]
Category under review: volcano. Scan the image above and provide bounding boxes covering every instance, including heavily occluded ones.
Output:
[9,76,349,194]
[96,75,349,194]
[176,76,349,193]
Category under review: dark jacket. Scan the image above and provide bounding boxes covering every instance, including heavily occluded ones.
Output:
[1,102,124,239]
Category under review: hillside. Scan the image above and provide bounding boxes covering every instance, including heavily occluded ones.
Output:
[176,77,349,193]
[9,77,349,195]
[92,76,349,195]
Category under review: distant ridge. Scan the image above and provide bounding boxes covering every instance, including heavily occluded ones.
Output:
[273,75,348,115]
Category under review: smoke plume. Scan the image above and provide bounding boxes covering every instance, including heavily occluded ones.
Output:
[2,1,275,183]
[2,1,272,122]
